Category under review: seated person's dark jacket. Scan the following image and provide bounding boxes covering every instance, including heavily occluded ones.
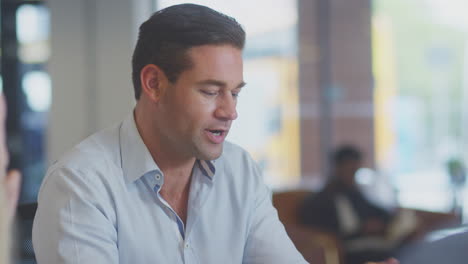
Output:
[299,181,392,240]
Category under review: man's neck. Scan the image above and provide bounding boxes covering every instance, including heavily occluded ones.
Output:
[156,160,194,226]
[159,161,194,192]
[134,105,196,175]
[151,150,194,225]
[134,105,194,223]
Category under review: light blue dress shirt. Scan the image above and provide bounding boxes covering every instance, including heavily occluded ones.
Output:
[32,113,307,264]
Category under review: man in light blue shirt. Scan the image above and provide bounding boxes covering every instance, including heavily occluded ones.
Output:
[32,4,307,263]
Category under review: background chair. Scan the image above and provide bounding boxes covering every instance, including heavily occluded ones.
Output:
[273,189,461,264]
[273,190,343,264]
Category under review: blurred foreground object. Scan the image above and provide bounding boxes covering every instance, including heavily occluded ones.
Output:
[0,95,22,264]
[446,158,466,216]
[398,225,468,264]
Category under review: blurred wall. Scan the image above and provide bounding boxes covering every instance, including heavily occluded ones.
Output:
[47,0,153,162]
[299,0,374,183]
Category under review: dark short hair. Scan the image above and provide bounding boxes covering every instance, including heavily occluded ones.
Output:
[131,4,246,100]
[331,145,363,165]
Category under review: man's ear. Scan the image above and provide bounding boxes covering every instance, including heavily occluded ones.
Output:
[140,64,168,102]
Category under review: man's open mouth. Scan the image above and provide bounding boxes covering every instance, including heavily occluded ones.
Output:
[208,130,224,136]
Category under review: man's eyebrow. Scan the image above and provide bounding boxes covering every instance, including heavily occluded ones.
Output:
[196,80,247,89]
[237,81,247,89]
[195,79,225,87]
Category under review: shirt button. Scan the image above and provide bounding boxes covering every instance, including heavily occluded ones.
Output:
[185,243,189,248]
[155,173,161,180]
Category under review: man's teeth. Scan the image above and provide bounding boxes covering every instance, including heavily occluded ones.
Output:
[211,131,221,136]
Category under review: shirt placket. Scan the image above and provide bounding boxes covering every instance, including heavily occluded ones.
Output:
[150,172,185,236]
[149,171,194,263]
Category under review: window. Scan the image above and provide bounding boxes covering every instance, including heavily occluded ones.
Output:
[373,0,468,218]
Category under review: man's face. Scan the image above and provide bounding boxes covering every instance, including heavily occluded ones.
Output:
[157,44,244,161]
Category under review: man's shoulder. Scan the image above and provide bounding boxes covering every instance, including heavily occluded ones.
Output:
[37,122,126,209]
[50,122,122,174]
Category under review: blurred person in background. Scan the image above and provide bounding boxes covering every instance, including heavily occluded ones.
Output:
[300,145,400,264]
[0,95,22,264]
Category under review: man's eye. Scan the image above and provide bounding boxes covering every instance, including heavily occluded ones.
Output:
[232,92,240,98]
[201,90,217,96]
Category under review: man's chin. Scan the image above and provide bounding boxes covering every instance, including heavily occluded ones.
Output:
[196,143,224,161]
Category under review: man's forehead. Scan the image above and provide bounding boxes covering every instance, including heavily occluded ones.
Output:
[187,44,243,56]
[185,45,243,74]
[194,79,246,89]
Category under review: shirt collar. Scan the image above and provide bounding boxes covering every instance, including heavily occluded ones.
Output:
[120,112,160,182]
[119,112,217,182]
[196,159,216,180]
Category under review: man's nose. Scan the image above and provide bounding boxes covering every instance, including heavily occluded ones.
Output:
[215,94,238,121]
